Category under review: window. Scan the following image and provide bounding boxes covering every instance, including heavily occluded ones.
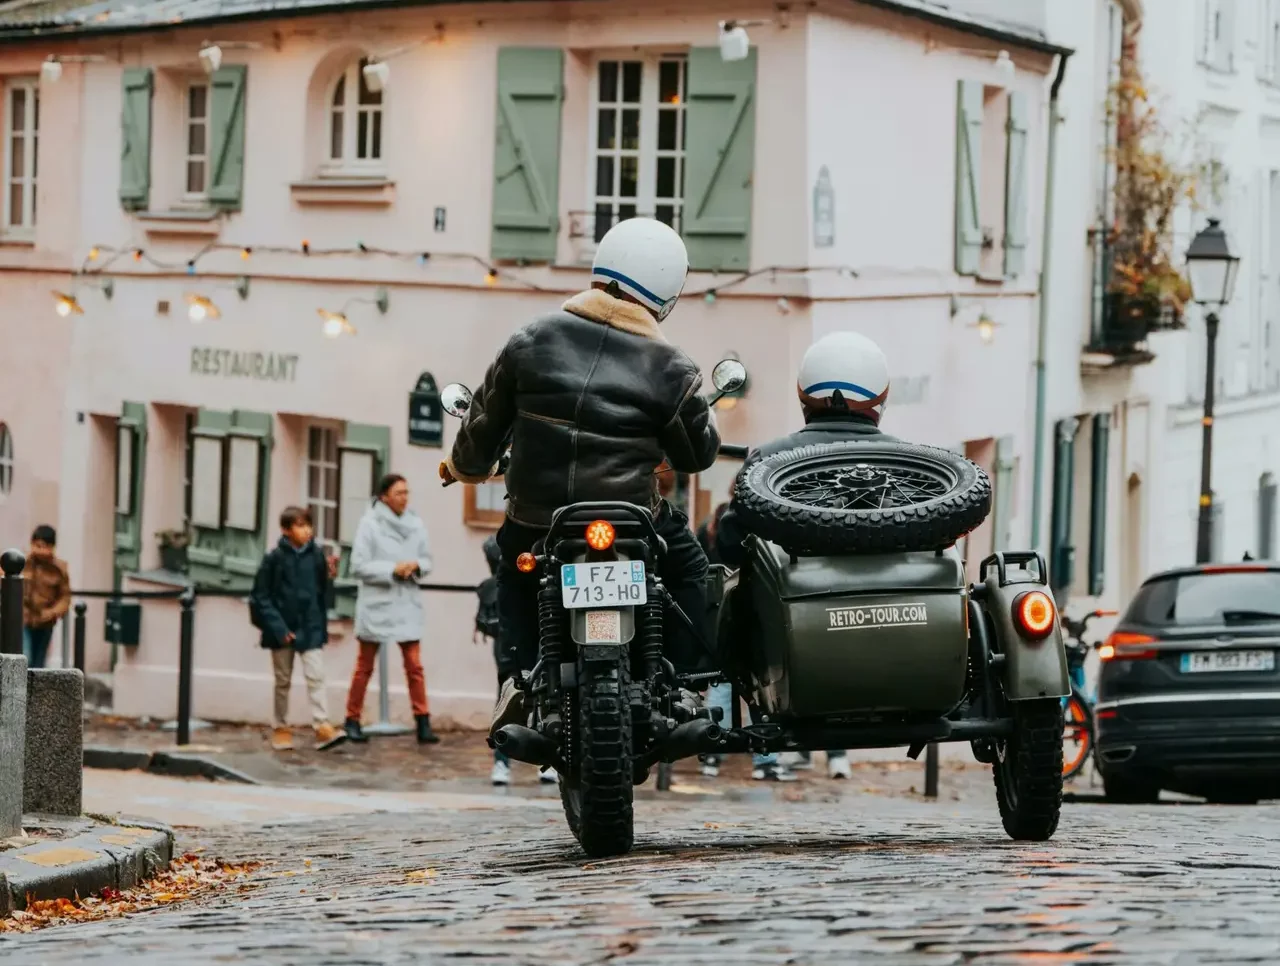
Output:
[954,81,1028,278]
[1127,569,1280,627]
[589,57,686,243]
[305,426,340,547]
[4,79,38,232]
[464,479,507,528]
[116,425,135,515]
[1261,0,1280,83]
[184,82,210,198]
[1199,0,1236,72]
[0,422,12,499]
[327,59,383,171]
[1259,473,1277,559]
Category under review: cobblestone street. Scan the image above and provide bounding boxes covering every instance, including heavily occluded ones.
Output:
[7,758,1280,965]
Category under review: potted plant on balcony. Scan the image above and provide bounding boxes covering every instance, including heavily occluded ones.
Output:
[1104,57,1209,346]
[156,527,191,574]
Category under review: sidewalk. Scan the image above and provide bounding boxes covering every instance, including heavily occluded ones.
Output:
[85,713,1000,802]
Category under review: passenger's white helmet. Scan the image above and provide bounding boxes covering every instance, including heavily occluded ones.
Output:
[797,331,890,423]
[591,218,689,321]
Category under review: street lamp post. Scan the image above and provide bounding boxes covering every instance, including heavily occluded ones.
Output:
[1185,218,1241,564]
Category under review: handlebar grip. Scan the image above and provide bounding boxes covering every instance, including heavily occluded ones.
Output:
[719,444,749,460]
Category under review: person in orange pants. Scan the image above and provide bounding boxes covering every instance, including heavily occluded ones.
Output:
[343,473,440,745]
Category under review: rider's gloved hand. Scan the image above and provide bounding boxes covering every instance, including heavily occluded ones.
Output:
[439,461,456,485]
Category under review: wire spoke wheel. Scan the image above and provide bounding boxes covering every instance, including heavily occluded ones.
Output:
[777,459,954,511]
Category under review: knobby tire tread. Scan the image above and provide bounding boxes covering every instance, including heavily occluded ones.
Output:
[995,698,1064,841]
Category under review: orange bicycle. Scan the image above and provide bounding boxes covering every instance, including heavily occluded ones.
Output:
[1060,610,1116,780]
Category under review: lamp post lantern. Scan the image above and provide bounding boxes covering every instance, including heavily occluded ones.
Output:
[1185,217,1240,564]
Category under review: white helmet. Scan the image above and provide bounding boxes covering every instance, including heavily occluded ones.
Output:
[591,218,689,321]
[797,331,890,423]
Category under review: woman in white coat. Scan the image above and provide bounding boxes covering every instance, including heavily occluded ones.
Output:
[342,473,439,745]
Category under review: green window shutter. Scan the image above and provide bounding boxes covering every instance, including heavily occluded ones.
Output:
[1002,91,1030,278]
[490,47,564,263]
[954,80,984,276]
[333,422,392,618]
[208,65,248,210]
[683,47,757,273]
[1259,473,1277,559]
[1087,413,1110,596]
[113,402,148,575]
[991,435,1016,551]
[119,68,154,212]
[1049,418,1078,592]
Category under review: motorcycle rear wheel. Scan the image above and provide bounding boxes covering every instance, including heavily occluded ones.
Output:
[558,648,635,857]
[994,698,1064,841]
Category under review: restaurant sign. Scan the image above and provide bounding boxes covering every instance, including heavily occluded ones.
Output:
[408,372,443,448]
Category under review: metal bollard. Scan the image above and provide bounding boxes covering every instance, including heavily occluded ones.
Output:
[363,640,411,737]
[924,742,939,798]
[176,590,195,746]
[0,549,25,657]
[73,602,87,673]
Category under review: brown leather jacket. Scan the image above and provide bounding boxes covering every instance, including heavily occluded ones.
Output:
[24,554,71,629]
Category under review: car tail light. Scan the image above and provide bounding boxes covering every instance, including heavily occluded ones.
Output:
[1099,631,1157,661]
[1096,709,1118,720]
[1012,590,1056,640]
[516,552,537,573]
[585,520,616,551]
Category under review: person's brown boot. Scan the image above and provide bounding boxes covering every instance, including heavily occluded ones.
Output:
[314,722,347,751]
[270,726,294,751]
[489,678,526,739]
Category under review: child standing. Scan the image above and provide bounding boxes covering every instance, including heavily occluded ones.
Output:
[23,525,71,669]
[251,507,346,752]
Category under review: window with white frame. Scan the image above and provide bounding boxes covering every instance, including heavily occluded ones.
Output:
[1199,0,1237,72]
[305,426,340,548]
[590,56,686,243]
[4,79,38,232]
[327,59,383,172]
[465,478,507,528]
[184,82,210,198]
[1261,0,1280,83]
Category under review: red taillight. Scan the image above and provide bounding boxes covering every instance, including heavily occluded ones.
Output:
[585,520,616,551]
[516,552,537,573]
[1099,631,1158,661]
[1013,590,1056,640]
[1096,709,1118,720]
[1093,609,1119,617]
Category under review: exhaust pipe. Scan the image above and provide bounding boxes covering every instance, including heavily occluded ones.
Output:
[492,724,559,767]
[1099,745,1136,764]
[660,717,726,762]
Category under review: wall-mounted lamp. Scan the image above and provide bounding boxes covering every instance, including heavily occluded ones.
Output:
[52,277,113,317]
[317,287,389,338]
[360,35,438,93]
[184,276,249,322]
[776,297,793,315]
[718,7,788,61]
[972,312,1001,344]
[40,53,109,84]
[198,40,262,74]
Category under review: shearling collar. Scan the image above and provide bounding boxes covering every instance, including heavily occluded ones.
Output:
[562,289,666,342]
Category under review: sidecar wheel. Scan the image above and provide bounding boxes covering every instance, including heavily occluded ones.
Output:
[993,698,1064,841]
[558,650,635,857]
[734,441,991,555]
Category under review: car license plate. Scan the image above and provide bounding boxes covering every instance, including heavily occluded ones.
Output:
[560,561,647,609]
[1180,650,1275,673]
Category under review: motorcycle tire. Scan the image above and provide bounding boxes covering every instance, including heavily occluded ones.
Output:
[734,440,992,555]
[993,697,1064,841]
[557,648,635,857]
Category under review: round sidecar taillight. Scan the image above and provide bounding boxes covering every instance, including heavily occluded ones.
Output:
[516,552,537,573]
[585,520,616,551]
[1013,590,1056,640]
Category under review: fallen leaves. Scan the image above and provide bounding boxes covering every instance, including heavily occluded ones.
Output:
[405,868,437,882]
[0,853,263,933]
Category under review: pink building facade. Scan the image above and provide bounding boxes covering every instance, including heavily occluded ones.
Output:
[0,0,1062,727]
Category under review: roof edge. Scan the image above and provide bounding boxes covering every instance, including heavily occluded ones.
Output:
[851,0,1073,57]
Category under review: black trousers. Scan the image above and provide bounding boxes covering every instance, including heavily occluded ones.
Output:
[495,501,710,679]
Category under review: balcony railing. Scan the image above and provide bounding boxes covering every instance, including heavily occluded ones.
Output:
[1085,226,1179,366]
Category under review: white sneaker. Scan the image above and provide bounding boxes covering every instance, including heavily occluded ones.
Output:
[491,759,511,786]
[828,755,852,780]
[699,754,721,778]
[539,767,558,784]
[752,762,798,782]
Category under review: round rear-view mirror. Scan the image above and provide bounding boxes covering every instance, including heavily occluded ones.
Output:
[441,383,474,418]
[712,358,747,394]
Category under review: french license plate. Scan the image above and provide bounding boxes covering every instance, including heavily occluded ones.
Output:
[560,561,647,609]
[1180,650,1275,673]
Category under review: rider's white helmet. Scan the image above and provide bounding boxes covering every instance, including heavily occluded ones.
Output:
[591,218,689,321]
[797,331,890,423]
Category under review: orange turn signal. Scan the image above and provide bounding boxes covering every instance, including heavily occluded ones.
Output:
[1099,631,1157,661]
[1013,590,1056,640]
[585,519,616,551]
[515,552,537,573]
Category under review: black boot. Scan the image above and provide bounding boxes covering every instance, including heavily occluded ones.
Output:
[416,714,441,744]
[344,718,368,743]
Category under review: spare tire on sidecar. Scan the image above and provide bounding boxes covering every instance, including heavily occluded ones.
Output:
[714,441,1067,842]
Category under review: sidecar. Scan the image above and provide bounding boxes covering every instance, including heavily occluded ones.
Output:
[710,439,1069,841]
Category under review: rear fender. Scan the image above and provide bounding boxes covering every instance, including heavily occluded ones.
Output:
[980,552,1069,701]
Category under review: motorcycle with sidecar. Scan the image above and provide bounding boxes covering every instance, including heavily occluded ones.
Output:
[441,360,1069,857]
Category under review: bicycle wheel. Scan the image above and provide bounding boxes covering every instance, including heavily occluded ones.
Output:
[1062,690,1094,781]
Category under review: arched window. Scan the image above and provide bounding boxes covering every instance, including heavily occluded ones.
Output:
[327,59,384,171]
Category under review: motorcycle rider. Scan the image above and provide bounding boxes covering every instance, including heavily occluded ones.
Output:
[714,330,892,781]
[442,217,722,735]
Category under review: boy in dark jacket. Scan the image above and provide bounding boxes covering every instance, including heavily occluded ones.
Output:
[23,524,71,669]
[251,506,345,752]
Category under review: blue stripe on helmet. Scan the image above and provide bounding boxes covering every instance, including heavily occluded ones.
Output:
[801,379,878,400]
[592,266,663,307]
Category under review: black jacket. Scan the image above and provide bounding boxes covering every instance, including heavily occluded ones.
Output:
[250,537,330,651]
[447,290,721,527]
[716,412,894,568]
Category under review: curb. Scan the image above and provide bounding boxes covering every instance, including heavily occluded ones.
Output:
[83,747,259,785]
[0,819,174,915]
